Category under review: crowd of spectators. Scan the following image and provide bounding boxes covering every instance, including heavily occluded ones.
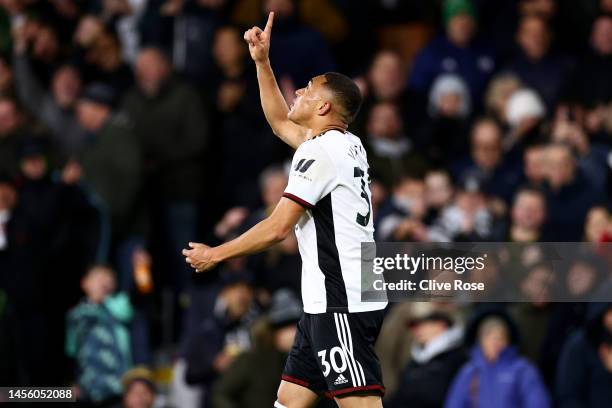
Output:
[1,0,612,407]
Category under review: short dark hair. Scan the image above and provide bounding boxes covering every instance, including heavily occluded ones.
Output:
[323,72,363,124]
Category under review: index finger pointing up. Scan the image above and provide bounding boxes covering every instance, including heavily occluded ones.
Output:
[264,11,274,34]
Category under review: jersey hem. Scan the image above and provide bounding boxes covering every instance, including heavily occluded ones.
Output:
[303,302,388,314]
[324,384,385,399]
[281,374,310,388]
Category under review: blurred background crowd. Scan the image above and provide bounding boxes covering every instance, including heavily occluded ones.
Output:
[1,0,612,407]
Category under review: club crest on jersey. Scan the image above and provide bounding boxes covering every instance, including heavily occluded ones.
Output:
[294,159,316,173]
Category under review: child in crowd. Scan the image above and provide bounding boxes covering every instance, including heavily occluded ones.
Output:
[66,265,134,405]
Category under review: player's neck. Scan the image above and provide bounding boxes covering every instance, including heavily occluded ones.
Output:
[307,122,348,139]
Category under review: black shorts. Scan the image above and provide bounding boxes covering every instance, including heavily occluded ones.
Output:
[282,309,386,399]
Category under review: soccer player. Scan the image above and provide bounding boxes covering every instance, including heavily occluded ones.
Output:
[183,12,387,408]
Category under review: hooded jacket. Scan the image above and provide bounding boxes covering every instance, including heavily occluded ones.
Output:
[445,345,550,408]
[387,325,467,408]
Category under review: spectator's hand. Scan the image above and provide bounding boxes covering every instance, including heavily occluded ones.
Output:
[62,160,82,185]
[585,105,606,133]
[393,218,427,241]
[552,120,589,155]
[132,247,152,269]
[183,242,218,272]
[212,350,234,373]
[218,81,245,112]
[133,247,153,293]
[214,206,249,238]
[244,12,274,63]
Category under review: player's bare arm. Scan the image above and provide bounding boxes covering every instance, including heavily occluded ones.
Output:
[182,197,304,272]
[244,11,308,149]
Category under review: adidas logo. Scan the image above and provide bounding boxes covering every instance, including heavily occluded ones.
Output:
[333,374,349,385]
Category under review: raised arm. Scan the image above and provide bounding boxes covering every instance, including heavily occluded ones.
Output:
[244,12,307,149]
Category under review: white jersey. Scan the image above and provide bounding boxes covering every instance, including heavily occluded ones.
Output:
[283,130,388,314]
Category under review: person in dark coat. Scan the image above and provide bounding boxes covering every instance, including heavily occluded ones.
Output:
[14,136,96,384]
[568,15,612,107]
[504,15,573,111]
[138,0,236,86]
[350,50,421,139]
[415,73,472,168]
[408,0,496,109]
[387,303,467,408]
[121,48,208,205]
[0,98,33,179]
[122,47,208,294]
[445,312,550,408]
[556,302,612,408]
[183,271,259,408]
[539,254,608,387]
[365,101,429,189]
[542,143,607,241]
[211,289,302,408]
[76,83,143,241]
[451,118,523,205]
[0,173,46,386]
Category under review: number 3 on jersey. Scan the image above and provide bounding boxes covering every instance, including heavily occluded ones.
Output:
[353,167,371,227]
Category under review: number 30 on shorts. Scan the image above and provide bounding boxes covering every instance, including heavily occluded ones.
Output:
[317,347,347,377]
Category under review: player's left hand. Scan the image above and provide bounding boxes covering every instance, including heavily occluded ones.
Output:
[182,242,218,272]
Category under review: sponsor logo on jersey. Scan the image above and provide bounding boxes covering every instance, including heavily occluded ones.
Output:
[294,159,316,173]
[334,374,349,385]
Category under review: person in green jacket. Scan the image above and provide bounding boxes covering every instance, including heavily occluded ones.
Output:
[66,265,134,405]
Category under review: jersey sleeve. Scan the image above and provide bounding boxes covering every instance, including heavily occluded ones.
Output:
[283,141,336,209]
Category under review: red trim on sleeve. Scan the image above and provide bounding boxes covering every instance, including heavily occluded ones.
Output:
[283,192,315,209]
[324,384,385,399]
[281,375,310,387]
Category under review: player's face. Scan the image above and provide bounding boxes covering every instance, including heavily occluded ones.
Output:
[287,76,327,124]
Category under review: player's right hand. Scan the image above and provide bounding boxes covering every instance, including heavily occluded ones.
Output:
[244,11,274,63]
[183,242,219,273]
